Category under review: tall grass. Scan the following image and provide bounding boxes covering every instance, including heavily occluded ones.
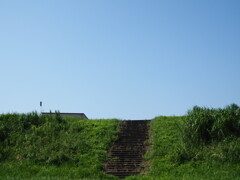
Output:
[177,104,240,163]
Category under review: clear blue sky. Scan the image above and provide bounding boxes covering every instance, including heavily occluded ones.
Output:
[1,0,240,119]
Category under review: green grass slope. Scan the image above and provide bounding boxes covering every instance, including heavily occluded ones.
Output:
[1,104,240,180]
[0,113,119,179]
[126,104,240,179]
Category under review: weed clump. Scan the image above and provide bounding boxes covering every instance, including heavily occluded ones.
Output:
[177,104,240,163]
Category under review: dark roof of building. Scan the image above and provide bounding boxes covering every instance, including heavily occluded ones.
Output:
[42,112,88,119]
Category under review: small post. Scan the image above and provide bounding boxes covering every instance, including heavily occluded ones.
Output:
[40,101,42,113]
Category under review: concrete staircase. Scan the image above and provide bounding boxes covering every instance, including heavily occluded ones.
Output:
[104,120,150,179]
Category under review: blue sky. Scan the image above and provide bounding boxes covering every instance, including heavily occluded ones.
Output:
[1,0,240,119]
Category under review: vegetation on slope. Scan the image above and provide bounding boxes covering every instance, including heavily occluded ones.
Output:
[0,112,119,179]
[177,104,240,164]
[1,104,240,179]
[126,104,240,179]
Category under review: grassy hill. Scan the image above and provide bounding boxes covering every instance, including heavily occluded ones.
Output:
[126,104,240,179]
[0,113,119,179]
[1,104,240,179]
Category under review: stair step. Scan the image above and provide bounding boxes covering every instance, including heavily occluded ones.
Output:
[104,120,150,178]
[109,154,144,156]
